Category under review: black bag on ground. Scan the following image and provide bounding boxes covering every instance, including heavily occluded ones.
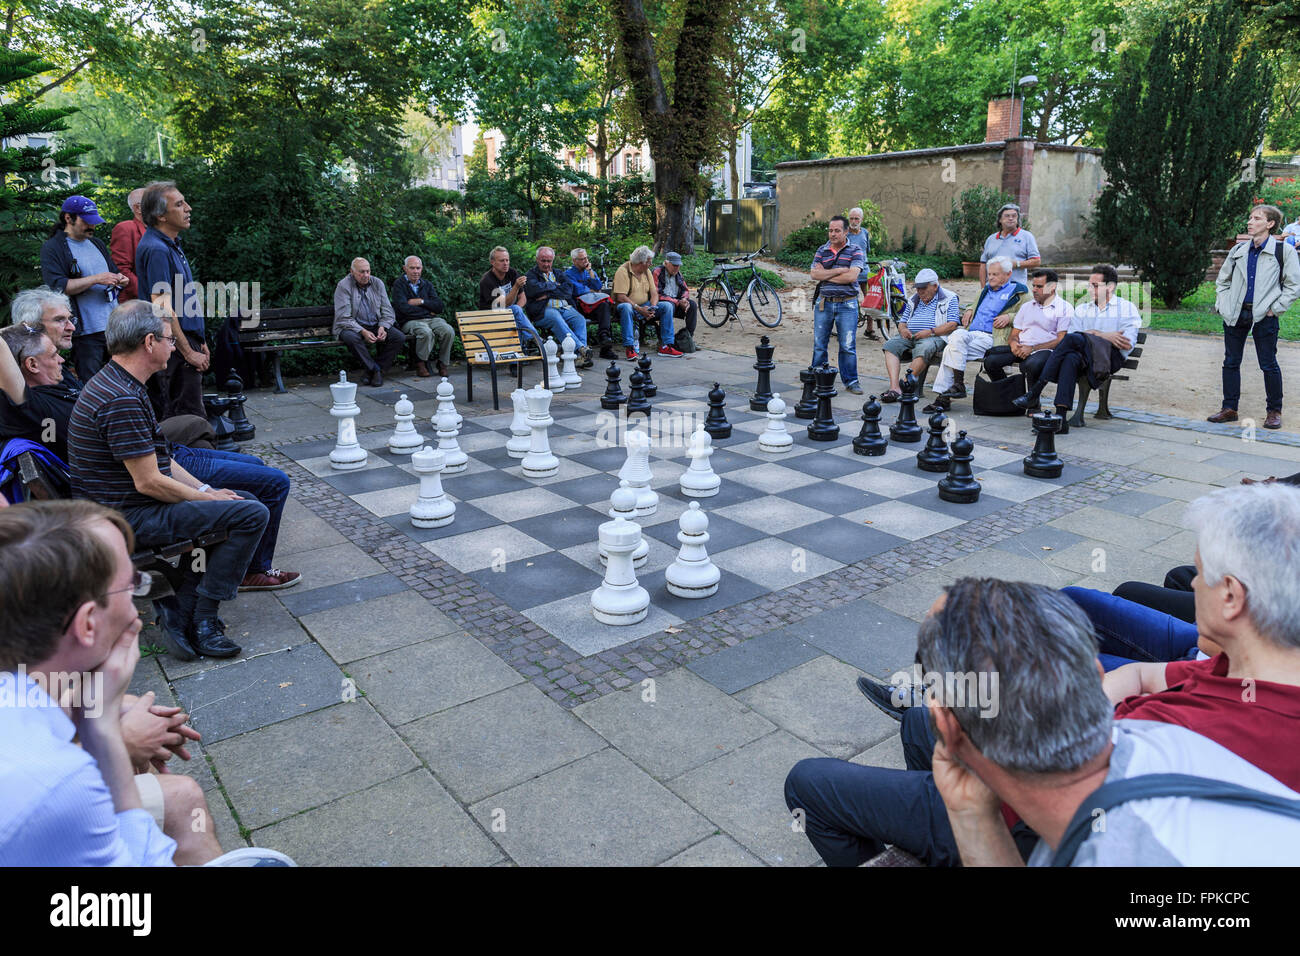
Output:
[973,370,1026,416]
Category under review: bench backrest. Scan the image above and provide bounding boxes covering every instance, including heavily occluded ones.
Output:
[237,306,335,344]
[456,310,527,362]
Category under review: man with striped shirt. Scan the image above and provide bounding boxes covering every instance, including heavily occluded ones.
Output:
[811,216,866,394]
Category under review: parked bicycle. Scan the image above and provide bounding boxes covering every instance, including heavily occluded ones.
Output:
[859,258,908,335]
[697,248,782,329]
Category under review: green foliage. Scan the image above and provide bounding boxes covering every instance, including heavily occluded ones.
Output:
[852,198,888,252]
[944,185,1022,261]
[883,252,966,281]
[775,220,829,266]
[1256,176,1300,225]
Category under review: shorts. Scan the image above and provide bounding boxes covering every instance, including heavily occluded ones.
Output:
[135,772,166,827]
[881,334,947,363]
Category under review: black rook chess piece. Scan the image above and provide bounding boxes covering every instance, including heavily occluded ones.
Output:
[750,335,776,411]
[890,369,923,443]
[704,382,732,439]
[853,396,888,456]
[601,362,626,409]
[636,355,657,397]
[225,372,255,442]
[807,364,840,441]
[1024,411,1065,478]
[938,430,981,503]
[795,366,818,420]
[626,369,652,418]
[916,411,951,472]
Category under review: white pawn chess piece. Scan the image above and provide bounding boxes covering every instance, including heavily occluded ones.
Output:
[520,383,559,478]
[560,334,582,388]
[591,506,650,626]
[329,371,367,470]
[409,445,456,528]
[599,481,649,569]
[506,388,531,459]
[387,393,424,455]
[758,392,794,453]
[544,338,565,392]
[434,405,468,475]
[665,502,720,599]
[617,427,658,516]
[679,427,721,498]
[434,377,462,430]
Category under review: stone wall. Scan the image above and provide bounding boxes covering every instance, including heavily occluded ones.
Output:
[1025,146,1106,262]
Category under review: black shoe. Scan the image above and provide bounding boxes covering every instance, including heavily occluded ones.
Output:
[1054,410,1070,435]
[1011,393,1037,411]
[856,675,923,722]
[193,618,242,658]
[941,384,967,399]
[153,601,197,662]
[370,369,385,388]
[922,396,951,414]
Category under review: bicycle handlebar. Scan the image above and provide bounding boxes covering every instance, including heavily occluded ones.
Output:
[711,248,769,266]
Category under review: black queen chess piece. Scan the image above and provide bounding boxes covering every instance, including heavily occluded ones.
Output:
[1024,411,1065,478]
[636,355,657,398]
[916,410,951,472]
[889,369,923,443]
[807,364,840,441]
[704,382,732,439]
[795,366,818,420]
[937,429,981,503]
[853,396,888,456]
[626,369,652,418]
[750,335,776,411]
[601,361,626,409]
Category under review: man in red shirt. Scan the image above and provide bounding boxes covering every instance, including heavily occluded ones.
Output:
[109,188,147,303]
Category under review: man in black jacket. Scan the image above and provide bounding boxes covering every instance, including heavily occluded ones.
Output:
[524,247,592,368]
[391,256,454,378]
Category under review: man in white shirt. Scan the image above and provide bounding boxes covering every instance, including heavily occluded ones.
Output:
[983,267,1074,405]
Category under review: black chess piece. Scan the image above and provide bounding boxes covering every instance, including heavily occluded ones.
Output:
[916,411,951,472]
[626,369,652,418]
[601,362,626,409]
[853,396,888,456]
[202,391,239,451]
[890,369,923,443]
[704,382,732,439]
[938,429,981,503]
[750,334,776,411]
[1023,411,1065,478]
[225,372,255,442]
[807,364,840,441]
[636,355,657,397]
[794,366,818,420]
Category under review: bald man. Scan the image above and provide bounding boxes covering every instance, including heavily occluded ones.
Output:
[110,188,147,302]
[390,256,454,378]
[333,258,405,387]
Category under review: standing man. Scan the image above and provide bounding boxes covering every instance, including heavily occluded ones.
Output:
[810,215,866,394]
[39,196,127,383]
[564,248,615,359]
[926,256,1025,412]
[524,247,593,367]
[391,256,453,378]
[110,188,147,302]
[877,269,960,402]
[333,258,405,388]
[846,207,877,341]
[982,267,1074,405]
[611,246,679,360]
[979,203,1040,287]
[1208,204,1300,430]
[478,246,546,351]
[652,252,698,351]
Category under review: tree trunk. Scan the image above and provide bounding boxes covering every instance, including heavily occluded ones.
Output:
[654,164,696,254]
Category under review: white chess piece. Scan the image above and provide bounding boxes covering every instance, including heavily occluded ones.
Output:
[544,338,565,392]
[591,506,650,626]
[434,377,462,430]
[665,502,720,599]
[520,383,559,478]
[410,445,456,528]
[434,405,468,475]
[329,371,367,470]
[758,392,794,453]
[506,388,531,459]
[387,393,423,455]
[560,334,582,388]
[617,427,658,516]
[599,481,649,568]
[679,427,721,497]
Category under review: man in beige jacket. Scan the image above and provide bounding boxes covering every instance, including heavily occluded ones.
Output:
[333,258,405,387]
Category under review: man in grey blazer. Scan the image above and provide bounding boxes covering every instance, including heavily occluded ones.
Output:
[333,258,406,387]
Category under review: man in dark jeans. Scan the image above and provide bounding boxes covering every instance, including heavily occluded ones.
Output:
[68,300,269,661]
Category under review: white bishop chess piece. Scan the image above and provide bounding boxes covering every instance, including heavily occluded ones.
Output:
[679,427,721,497]
[506,388,531,459]
[409,445,456,528]
[599,482,649,569]
[758,392,794,454]
[560,334,582,388]
[329,371,367,470]
[544,338,565,392]
[665,502,720,599]
[387,393,423,455]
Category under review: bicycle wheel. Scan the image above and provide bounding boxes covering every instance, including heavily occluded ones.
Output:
[697,278,733,328]
[747,276,783,327]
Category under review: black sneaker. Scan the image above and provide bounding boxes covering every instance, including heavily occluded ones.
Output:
[856,675,924,722]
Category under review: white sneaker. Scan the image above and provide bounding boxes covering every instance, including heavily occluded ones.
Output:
[205,847,297,867]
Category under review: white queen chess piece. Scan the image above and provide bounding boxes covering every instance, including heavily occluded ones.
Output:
[544,338,565,392]
[591,505,650,626]
[520,383,559,478]
[758,392,794,453]
[560,334,582,388]
[679,427,721,497]
[599,482,649,568]
[665,502,720,599]
[506,388,531,459]
[409,445,456,528]
[434,405,469,475]
[329,370,367,470]
[617,427,657,516]
[434,377,462,430]
[387,393,423,455]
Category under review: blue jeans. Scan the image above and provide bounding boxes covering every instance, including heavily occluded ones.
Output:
[813,297,859,387]
[1222,313,1283,412]
[538,305,588,347]
[1063,586,1200,668]
[507,305,543,349]
[172,446,290,574]
[615,301,675,348]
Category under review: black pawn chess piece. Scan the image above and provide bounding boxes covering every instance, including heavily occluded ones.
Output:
[704,382,732,439]
[1024,411,1065,478]
[225,372,255,442]
[636,355,657,397]
[890,369,923,444]
[938,429,981,503]
[794,366,818,420]
[807,364,840,441]
[853,396,888,456]
[626,369,652,418]
[916,411,951,472]
[750,334,776,411]
[601,362,626,409]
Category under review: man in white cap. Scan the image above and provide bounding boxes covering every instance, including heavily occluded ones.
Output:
[877,268,961,402]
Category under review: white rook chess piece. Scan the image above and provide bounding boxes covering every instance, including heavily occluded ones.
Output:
[520,383,559,478]
[560,334,582,388]
[599,482,649,569]
[329,371,367,471]
[617,427,657,516]
[544,338,565,392]
[434,377,462,430]
[387,393,423,455]
[665,502,720,599]
[591,505,650,626]
[434,405,468,475]
[679,427,721,498]
[758,392,794,454]
[506,388,531,459]
[409,445,456,528]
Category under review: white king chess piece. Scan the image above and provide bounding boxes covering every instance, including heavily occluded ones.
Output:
[520,383,559,478]
[329,370,367,470]
[679,427,721,497]
[387,393,423,455]
[409,445,456,528]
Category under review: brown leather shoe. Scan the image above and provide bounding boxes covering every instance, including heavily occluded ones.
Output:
[436,361,450,378]
[1206,408,1238,424]
[1265,411,1283,430]
[416,360,431,377]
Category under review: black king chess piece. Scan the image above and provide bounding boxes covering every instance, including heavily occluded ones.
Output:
[794,366,818,420]
[636,355,657,397]
[750,335,776,411]
[889,369,923,443]
[704,382,732,439]
[916,411,951,472]
[1024,411,1065,478]
[626,369,652,418]
[807,364,840,441]
[937,429,981,503]
[853,396,888,456]
[600,362,626,410]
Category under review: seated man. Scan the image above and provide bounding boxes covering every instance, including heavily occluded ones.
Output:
[613,245,679,360]
[391,255,454,378]
[878,268,960,402]
[563,248,615,359]
[524,247,593,367]
[652,252,699,350]
[478,246,545,351]
[1012,262,1140,430]
[68,300,270,660]
[925,256,1026,412]
[982,267,1072,407]
[333,257,406,388]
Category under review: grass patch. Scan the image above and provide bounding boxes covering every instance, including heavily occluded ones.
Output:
[1060,281,1300,340]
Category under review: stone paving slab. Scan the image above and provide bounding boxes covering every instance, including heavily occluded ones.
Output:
[1094,490,1175,516]
[159,591,311,681]
[851,734,907,771]
[773,598,922,679]
[687,629,822,694]
[1047,506,1180,550]
[278,571,409,617]
[272,542,387,599]
[659,834,765,866]
[1044,540,1178,586]
[991,525,1084,557]
[275,498,349,554]
[301,589,459,665]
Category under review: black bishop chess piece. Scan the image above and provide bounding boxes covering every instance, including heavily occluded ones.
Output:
[626,369,652,418]
[1023,411,1065,478]
[750,335,776,411]
[636,355,657,397]
[794,366,818,420]
[704,382,732,440]
[938,429,981,503]
[889,369,923,443]
[853,396,888,456]
[807,364,840,441]
[601,361,626,409]
[916,410,951,472]
[224,372,255,442]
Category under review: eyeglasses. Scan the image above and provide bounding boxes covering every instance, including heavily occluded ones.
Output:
[58,570,173,632]
[154,334,178,346]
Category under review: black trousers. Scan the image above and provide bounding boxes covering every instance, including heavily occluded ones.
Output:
[1032,331,1122,410]
[672,299,699,336]
[983,346,1051,393]
[339,325,405,373]
[586,301,612,339]
[71,332,109,383]
[154,331,208,420]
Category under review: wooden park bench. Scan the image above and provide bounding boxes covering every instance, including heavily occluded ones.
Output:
[1069,330,1147,427]
[457,309,550,410]
[236,305,341,394]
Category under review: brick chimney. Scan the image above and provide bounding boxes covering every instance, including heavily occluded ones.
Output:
[985,97,1023,142]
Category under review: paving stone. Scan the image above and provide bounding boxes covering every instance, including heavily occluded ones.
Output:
[272,542,386,598]
[521,594,684,657]
[659,834,764,866]
[1141,477,1226,502]
[319,465,415,496]
[275,498,348,554]
[159,591,312,680]
[841,499,963,541]
[348,484,423,518]
[1045,540,1181,585]
[474,486,577,522]
[687,629,822,694]
[279,571,409,616]
[424,524,552,573]
[199,787,244,853]
[301,589,459,665]
[383,501,500,542]
[991,524,1084,557]
[470,550,602,609]
[1144,528,1199,562]
[1047,506,1179,549]
[1141,499,1194,528]
[1128,454,1237,483]
[1092,490,1174,516]
[637,567,771,620]
[710,537,842,591]
[770,598,921,678]
[779,517,907,565]
[850,735,907,771]
[967,469,1061,501]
